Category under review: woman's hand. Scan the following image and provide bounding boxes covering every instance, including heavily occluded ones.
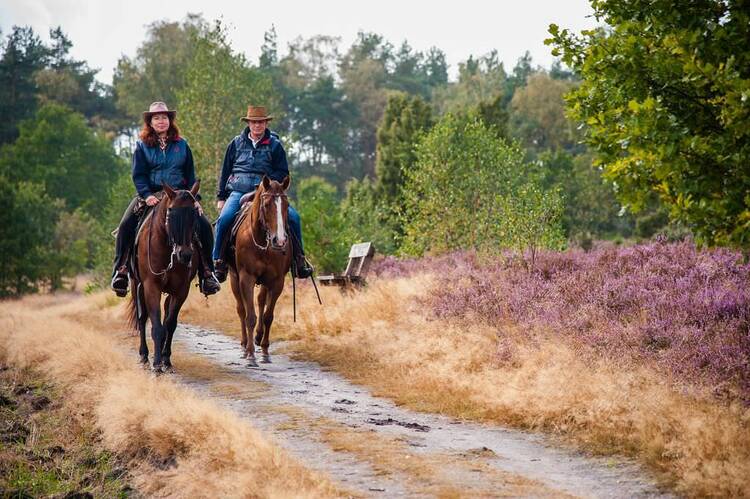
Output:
[217,199,225,211]
[195,201,204,216]
[145,195,160,206]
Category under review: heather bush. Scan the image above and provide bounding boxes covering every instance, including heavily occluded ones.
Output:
[401,241,750,402]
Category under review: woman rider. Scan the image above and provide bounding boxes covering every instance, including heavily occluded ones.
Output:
[110,101,221,296]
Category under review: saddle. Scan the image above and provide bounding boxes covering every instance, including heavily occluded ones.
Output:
[216,191,256,267]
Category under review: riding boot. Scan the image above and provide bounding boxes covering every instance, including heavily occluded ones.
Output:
[111,197,140,297]
[195,215,221,295]
[291,233,314,279]
[214,259,228,283]
[199,257,221,296]
[110,263,129,297]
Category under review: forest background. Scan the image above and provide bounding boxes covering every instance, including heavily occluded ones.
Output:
[1,0,748,295]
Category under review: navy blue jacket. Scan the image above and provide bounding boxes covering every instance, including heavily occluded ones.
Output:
[216,128,289,200]
[132,137,196,199]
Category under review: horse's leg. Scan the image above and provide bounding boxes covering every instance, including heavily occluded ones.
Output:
[230,270,248,356]
[238,270,258,367]
[162,291,188,372]
[137,283,149,366]
[259,284,283,363]
[255,285,268,348]
[144,282,165,373]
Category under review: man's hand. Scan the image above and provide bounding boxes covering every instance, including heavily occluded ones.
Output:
[217,199,225,211]
[195,201,204,216]
[145,195,160,206]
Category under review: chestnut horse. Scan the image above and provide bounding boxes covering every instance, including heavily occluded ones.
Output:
[230,175,293,367]
[127,182,200,372]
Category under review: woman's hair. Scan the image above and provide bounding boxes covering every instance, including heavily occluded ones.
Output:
[139,115,180,146]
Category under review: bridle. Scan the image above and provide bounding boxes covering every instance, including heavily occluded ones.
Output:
[147,194,198,276]
[250,192,289,252]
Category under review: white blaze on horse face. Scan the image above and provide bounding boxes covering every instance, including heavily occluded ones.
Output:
[275,196,286,245]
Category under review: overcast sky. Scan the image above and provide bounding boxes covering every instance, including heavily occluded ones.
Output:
[1,0,598,84]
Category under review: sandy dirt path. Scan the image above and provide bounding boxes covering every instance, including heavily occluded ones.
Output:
[172,323,673,498]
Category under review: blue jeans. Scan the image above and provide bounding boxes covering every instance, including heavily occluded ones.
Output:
[213,190,304,260]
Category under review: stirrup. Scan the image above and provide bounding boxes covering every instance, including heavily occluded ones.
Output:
[111,272,129,297]
[294,256,314,279]
[199,273,221,296]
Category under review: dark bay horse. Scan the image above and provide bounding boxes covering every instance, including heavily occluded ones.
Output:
[230,175,293,367]
[127,182,200,372]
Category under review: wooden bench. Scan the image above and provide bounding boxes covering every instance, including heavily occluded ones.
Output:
[317,242,375,288]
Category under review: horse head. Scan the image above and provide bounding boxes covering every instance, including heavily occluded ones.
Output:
[255,175,291,251]
[163,181,200,266]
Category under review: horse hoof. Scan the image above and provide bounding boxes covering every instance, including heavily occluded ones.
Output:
[254,338,262,347]
[139,356,149,366]
[241,351,248,359]
[151,364,163,374]
[247,358,259,368]
[260,355,271,364]
[163,365,175,374]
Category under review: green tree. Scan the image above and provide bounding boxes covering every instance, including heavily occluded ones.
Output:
[375,93,433,201]
[295,177,350,272]
[0,26,48,144]
[509,72,578,153]
[34,27,123,136]
[401,115,564,257]
[339,177,395,253]
[536,150,633,241]
[433,51,508,116]
[0,179,60,296]
[0,103,124,215]
[548,1,750,247]
[177,21,274,218]
[113,15,207,122]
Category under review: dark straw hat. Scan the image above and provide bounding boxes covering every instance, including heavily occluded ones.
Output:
[240,105,273,122]
[143,101,176,122]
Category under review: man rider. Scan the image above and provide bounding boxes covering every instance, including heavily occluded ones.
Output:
[213,105,313,280]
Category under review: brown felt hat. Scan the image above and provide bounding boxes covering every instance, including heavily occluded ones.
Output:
[240,105,273,122]
[142,101,176,122]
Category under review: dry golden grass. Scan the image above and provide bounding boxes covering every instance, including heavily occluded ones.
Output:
[0,293,344,499]
[182,275,750,498]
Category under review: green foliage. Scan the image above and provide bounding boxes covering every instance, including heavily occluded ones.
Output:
[509,72,579,153]
[113,15,207,122]
[0,26,48,144]
[367,93,434,252]
[375,93,433,202]
[295,177,350,273]
[536,150,633,240]
[0,26,124,144]
[433,51,508,115]
[0,103,123,215]
[0,104,127,295]
[177,21,274,218]
[0,180,60,296]
[340,177,397,254]
[547,1,750,247]
[400,114,564,258]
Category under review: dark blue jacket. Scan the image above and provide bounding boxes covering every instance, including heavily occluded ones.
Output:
[216,128,289,200]
[132,137,195,199]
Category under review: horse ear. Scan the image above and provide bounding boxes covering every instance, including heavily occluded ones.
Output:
[281,175,290,191]
[190,180,200,197]
[163,183,176,200]
[262,175,271,190]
